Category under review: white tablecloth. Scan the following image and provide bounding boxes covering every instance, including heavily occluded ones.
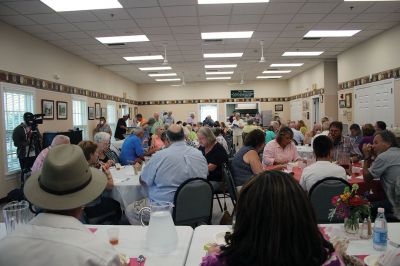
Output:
[109,166,144,209]
[186,224,400,266]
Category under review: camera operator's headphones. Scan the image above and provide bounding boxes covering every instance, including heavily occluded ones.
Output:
[23,112,34,125]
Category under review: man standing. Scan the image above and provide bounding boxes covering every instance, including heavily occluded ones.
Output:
[0,145,120,266]
[163,111,174,126]
[329,121,361,163]
[151,112,163,135]
[140,124,208,204]
[187,113,195,125]
[114,114,129,140]
[232,113,244,151]
[362,130,400,219]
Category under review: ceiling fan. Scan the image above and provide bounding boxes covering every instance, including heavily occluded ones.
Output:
[259,40,265,63]
[228,72,246,86]
[170,73,186,87]
[162,44,168,65]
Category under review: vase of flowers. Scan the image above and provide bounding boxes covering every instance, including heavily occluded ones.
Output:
[329,184,370,234]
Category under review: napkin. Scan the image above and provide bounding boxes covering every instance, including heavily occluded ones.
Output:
[88,228,97,233]
[129,257,146,266]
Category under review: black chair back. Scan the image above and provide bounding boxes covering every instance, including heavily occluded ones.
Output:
[222,163,238,206]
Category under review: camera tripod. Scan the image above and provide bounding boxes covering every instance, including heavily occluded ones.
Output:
[19,128,41,188]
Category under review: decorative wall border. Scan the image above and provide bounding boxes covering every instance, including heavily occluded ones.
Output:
[338,67,400,90]
[0,70,137,105]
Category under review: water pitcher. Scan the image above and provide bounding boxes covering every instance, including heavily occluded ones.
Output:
[2,200,32,234]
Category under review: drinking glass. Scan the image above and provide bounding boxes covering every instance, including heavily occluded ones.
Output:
[2,200,32,234]
[107,227,119,245]
[139,202,177,254]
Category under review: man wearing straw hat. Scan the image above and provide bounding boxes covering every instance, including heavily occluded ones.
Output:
[0,144,121,266]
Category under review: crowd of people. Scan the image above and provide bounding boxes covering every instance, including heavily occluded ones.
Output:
[3,110,400,265]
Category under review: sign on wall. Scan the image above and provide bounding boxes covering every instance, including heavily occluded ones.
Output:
[231,90,254,98]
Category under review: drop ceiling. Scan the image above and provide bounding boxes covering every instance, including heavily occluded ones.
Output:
[0,0,399,84]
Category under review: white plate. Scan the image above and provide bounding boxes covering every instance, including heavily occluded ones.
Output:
[214,230,232,245]
[364,254,380,266]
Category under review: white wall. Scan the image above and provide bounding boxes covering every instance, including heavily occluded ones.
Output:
[288,63,325,95]
[338,24,400,83]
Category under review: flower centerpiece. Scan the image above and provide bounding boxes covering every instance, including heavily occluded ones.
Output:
[329,184,371,234]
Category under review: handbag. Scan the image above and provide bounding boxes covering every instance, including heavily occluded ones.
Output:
[219,182,233,225]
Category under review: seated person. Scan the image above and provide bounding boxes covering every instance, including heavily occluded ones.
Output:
[94,132,119,164]
[150,125,165,151]
[289,121,304,145]
[349,123,362,145]
[329,121,361,163]
[265,125,276,143]
[197,127,228,190]
[358,123,375,152]
[263,126,301,168]
[120,128,155,165]
[212,127,229,154]
[300,135,347,192]
[231,129,265,186]
[362,130,400,219]
[140,124,208,204]
[31,135,70,173]
[201,171,344,266]
[0,145,121,265]
[304,123,322,145]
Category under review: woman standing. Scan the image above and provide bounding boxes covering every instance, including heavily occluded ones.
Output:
[94,117,112,136]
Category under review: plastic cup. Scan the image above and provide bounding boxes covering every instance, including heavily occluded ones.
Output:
[107,228,119,245]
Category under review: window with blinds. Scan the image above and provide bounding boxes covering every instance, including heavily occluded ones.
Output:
[107,102,116,136]
[199,104,218,123]
[2,87,34,173]
[72,99,88,140]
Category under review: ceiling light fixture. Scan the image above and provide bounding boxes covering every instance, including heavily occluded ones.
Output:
[148,73,177,77]
[282,51,324,56]
[263,70,291,74]
[124,55,163,61]
[206,77,232,80]
[95,35,149,44]
[205,71,234,75]
[204,64,237,68]
[259,40,265,63]
[201,31,253,39]
[270,63,304,67]
[162,44,169,66]
[304,30,361,37]
[198,0,269,4]
[139,66,172,71]
[204,53,243,58]
[257,76,282,79]
[155,78,181,82]
[40,0,122,12]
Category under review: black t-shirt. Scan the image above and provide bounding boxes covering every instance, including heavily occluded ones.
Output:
[199,142,228,182]
[114,118,127,139]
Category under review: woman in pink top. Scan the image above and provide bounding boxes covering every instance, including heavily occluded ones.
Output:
[262,126,301,168]
[150,125,165,151]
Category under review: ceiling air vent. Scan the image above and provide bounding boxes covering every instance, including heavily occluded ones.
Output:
[302,37,321,41]
[106,43,126,47]
[206,69,219,72]
[203,39,224,44]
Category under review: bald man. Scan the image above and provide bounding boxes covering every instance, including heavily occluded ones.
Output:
[31,135,70,173]
[140,124,208,203]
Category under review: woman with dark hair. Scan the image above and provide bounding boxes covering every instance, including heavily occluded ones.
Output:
[358,123,375,152]
[231,129,265,186]
[263,126,301,168]
[202,171,343,266]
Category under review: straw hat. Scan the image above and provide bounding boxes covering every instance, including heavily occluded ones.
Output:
[24,144,107,210]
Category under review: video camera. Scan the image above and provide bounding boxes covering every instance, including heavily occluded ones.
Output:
[24,113,44,130]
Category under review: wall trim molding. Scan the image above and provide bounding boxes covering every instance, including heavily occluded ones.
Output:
[338,67,400,90]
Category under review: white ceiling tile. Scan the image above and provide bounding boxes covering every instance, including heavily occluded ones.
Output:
[257,23,287,31]
[167,16,198,26]
[162,6,197,17]
[261,14,295,24]
[299,2,339,14]
[35,32,64,41]
[364,2,400,13]
[71,38,99,45]
[199,16,230,25]
[331,2,374,14]
[148,34,175,41]
[17,24,51,34]
[322,13,357,23]
[159,0,196,6]
[92,9,131,21]
[0,15,35,25]
[200,25,229,31]
[86,30,116,37]
[135,18,168,27]
[74,21,108,31]
[104,19,138,30]
[172,26,200,34]
[174,33,200,40]
[351,13,387,23]
[198,5,232,16]
[112,29,144,36]
[232,4,268,15]
[312,22,346,30]
[291,13,326,23]
[284,23,314,31]
[58,31,90,39]
[61,11,99,23]
[127,7,163,19]
[45,23,79,32]
[228,23,257,31]
[368,22,398,30]
[142,27,172,35]
[27,13,67,24]
[265,3,303,14]
[380,13,400,22]
[118,0,158,8]
[4,1,52,14]
[0,4,17,15]
[342,22,372,30]
[252,31,280,38]
[230,15,262,24]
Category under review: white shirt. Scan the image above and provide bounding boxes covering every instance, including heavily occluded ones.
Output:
[300,161,347,192]
[231,119,244,136]
[0,213,120,266]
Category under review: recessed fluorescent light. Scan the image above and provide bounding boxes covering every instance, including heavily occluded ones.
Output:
[156,78,181,82]
[40,0,122,12]
[201,31,253,39]
[304,30,361,38]
[124,55,163,61]
[205,71,234,75]
[282,51,324,56]
[270,63,303,67]
[204,64,237,68]
[148,73,177,77]
[96,35,149,44]
[263,70,291,74]
[139,66,172,71]
[257,76,282,79]
[198,0,269,4]
[206,77,231,80]
[204,53,243,58]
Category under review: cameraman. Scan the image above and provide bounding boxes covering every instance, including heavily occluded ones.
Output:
[12,112,42,172]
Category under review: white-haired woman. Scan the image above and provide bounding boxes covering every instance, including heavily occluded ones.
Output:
[150,125,165,151]
[93,132,119,164]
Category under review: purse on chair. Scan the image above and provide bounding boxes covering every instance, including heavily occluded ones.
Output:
[219,182,233,225]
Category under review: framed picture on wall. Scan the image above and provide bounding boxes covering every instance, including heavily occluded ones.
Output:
[101,108,107,118]
[41,99,54,120]
[56,101,67,120]
[88,107,95,120]
[275,104,283,112]
[339,100,346,108]
[345,93,352,108]
[95,103,101,119]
